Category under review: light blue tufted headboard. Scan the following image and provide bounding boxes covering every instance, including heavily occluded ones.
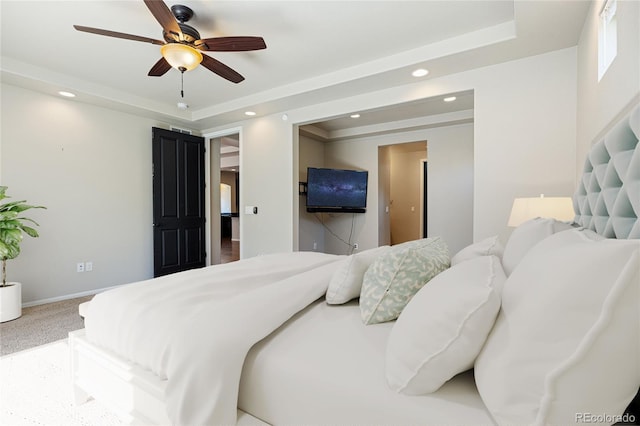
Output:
[573,104,640,239]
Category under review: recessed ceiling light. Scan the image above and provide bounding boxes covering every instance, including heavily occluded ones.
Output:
[444,96,457,102]
[350,114,360,119]
[58,91,76,98]
[245,111,256,116]
[411,68,429,78]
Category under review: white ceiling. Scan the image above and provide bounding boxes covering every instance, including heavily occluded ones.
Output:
[1,1,590,130]
[304,89,474,137]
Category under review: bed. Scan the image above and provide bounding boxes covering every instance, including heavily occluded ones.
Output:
[70,103,640,426]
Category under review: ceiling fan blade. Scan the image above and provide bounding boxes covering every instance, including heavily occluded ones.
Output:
[143,0,182,40]
[73,25,164,45]
[148,57,172,76]
[196,36,267,52]
[201,54,244,83]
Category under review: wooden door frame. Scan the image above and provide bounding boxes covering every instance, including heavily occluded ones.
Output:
[202,127,243,265]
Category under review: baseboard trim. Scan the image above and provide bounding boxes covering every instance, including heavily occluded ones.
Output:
[22,285,122,308]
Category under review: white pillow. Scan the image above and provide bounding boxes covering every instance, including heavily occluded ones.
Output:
[360,237,450,325]
[475,229,640,426]
[386,255,506,394]
[326,246,390,304]
[451,235,504,265]
[502,217,574,275]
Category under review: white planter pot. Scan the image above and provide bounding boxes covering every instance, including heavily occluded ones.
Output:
[0,282,22,322]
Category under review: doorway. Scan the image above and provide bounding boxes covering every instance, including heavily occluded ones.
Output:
[382,142,428,245]
[208,132,241,264]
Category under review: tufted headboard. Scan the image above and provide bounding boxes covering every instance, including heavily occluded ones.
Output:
[573,103,640,239]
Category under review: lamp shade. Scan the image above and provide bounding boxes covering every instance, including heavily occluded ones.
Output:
[508,195,575,227]
[161,43,203,71]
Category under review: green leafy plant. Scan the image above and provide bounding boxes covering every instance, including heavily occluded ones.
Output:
[0,186,45,287]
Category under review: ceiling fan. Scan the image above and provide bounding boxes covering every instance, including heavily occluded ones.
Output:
[74,0,266,84]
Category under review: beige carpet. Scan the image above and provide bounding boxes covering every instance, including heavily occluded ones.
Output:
[0,296,92,356]
[0,339,123,425]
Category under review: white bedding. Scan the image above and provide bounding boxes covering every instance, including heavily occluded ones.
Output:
[84,251,343,425]
[240,299,495,425]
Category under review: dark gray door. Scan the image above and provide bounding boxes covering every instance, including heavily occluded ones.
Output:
[152,127,206,277]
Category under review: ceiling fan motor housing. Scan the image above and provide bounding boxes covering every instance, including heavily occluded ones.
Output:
[171,5,194,23]
[164,5,200,43]
[164,23,200,43]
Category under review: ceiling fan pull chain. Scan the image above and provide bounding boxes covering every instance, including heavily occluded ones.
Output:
[179,66,186,98]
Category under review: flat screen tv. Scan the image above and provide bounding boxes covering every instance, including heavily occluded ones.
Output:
[306,167,368,213]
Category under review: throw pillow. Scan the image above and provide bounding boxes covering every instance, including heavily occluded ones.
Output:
[359,237,450,325]
[326,246,390,304]
[386,255,506,394]
[475,228,640,426]
[501,217,574,275]
[451,235,504,266]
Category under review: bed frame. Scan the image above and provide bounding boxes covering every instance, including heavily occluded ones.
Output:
[69,329,171,425]
[70,328,268,425]
[69,102,640,425]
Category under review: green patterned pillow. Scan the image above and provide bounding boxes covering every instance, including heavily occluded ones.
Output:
[360,237,450,325]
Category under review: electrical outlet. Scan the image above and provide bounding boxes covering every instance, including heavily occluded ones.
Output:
[76,262,85,273]
[85,262,93,272]
[353,243,359,250]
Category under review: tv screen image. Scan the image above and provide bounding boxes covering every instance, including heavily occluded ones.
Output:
[306,167,368,212]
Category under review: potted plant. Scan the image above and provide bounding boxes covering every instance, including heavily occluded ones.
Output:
[0,186,45,322]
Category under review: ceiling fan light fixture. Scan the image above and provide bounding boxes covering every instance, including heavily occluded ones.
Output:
[161,43,203,71]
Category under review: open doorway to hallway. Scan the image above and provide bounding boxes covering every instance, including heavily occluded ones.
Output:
[210,134,241,264]
[379,142,428,245]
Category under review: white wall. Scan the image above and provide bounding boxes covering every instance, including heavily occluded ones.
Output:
[2,45,579,303]
[576,0,640,177]
[1,84,168,304]
[240,116,295,257]
[468,49,577,243]
[220,46,577,253]
[298,134,326,252]
[427,125,474,254]
[318,124,473,254]
[377,145,391,246]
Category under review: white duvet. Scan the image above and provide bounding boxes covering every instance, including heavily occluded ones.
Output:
[84,251,343,425]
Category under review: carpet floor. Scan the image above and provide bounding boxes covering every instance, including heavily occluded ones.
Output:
[1,296,92,356]
[0,339,123,425]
